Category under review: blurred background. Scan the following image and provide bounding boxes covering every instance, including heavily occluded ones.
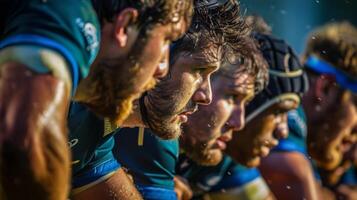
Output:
[239,0,357,53]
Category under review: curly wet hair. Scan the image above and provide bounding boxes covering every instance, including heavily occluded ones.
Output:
[170,0,253,67]
[92,0,193,28]
[303,22,357,77]
[245,15,272,35]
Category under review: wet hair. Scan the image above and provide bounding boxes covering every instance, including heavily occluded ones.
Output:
[245,15,272,35]
[170,0,251,69]
[215,37,269,94]
[91,0,193,28]
[303,22,357,77]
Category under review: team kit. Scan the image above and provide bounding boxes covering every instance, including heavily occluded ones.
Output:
[0,0,356,200]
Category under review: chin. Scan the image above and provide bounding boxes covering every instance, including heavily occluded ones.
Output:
[244,157,261,168]
[313,147,342,170]
[317,156,342,171]
[151,122,182,140]
[191,150,223,166]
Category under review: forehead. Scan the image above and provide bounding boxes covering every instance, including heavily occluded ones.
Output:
[176,46,221,65]
[218,70,255,89]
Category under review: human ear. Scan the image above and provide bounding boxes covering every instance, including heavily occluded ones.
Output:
[113,8,139,48]
[315,75,333,99]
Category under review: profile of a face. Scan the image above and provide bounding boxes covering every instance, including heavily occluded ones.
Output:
[226,99,298,167]
[181,71,255,166]
[305,76,357,170]
[143,45,220,139]
[74,6,190,126]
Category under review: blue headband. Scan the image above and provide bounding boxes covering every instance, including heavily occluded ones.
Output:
[305,56,357,93]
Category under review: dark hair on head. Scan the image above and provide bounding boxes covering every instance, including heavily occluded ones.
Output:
[91,0,193,28]
[303,22,357,77]
[246,15,272,34]
[170,0,251,66]
[216,37,269,94]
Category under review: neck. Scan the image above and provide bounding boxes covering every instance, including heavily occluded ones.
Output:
[121,100,146,128]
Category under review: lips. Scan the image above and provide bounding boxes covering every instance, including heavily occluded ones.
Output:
[218,133,232,142]
[255,139,278,157]
[213,133,233,150]
[178,106,198,123]
[259,146,271,157]
[180,106,198,116]
[177,107,199,123]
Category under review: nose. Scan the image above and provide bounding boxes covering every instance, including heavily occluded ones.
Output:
[153,45,169,78]
[227,104,245,131]
[273,114,289,139]
[192,77,212,105]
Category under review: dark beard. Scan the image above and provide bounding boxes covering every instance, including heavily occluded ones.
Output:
[142,81,183,140]
[73,33,154,125]
[184,144,223,166]
[142,75,199,139]
[180,135,223,166]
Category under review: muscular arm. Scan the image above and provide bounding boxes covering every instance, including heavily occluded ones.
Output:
[259,152,321,200]
[0,62,71,200]
[72,168,143,200]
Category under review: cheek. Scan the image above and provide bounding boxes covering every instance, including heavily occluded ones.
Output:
[178,72,199,98]
[214,100,233,126]
[259,118,276,138]
[141,36,165,68]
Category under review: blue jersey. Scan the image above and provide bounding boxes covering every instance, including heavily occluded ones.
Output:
[0,0,117,191]
[68,103,120,190]
[273,105,308,155]
[113,128,178,189]
[0,0,100,93]
[177,155,261,194]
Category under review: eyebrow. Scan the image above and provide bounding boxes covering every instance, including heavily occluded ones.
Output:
[192,60,220,70]
[229,83,255,100]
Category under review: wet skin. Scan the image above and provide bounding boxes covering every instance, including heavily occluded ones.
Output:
[143,47,220,140]
[0,3,193,200]
[303,75,357,172]
[226,99,299,167]
[181,70,255,166]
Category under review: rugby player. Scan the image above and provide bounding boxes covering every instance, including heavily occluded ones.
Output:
[177,32,308,200]
[114,1,257,199]
[0,0,192,199]
[260,22,357,200]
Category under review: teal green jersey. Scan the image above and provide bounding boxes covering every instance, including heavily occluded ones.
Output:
[0,0,122,189]
[0,0,100,92]
[177,155,261,194]
[273,105,308,155]
[113,128,178,189]
[68,103,121,189]
[69,103,108,174]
